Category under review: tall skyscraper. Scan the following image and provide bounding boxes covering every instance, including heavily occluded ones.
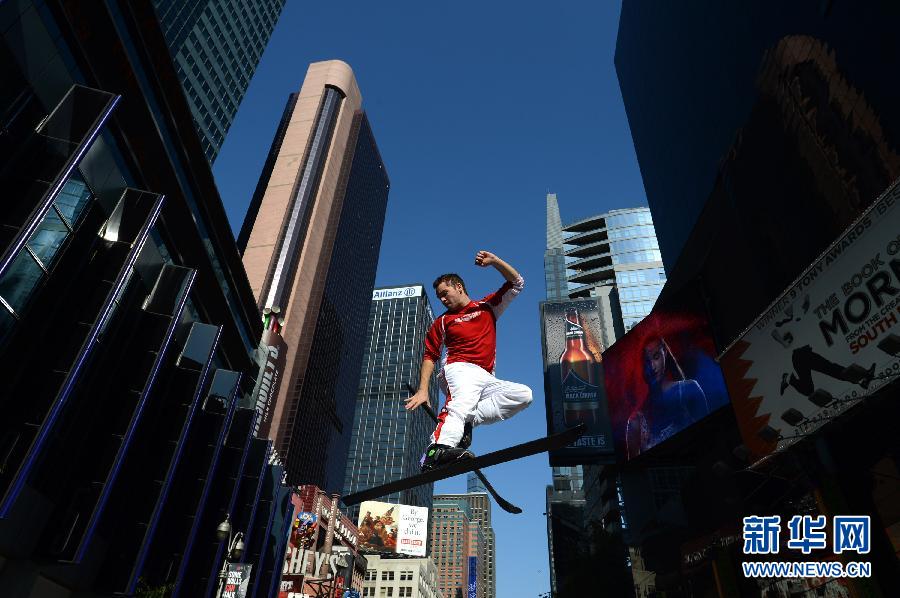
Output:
[439,479,497,598]
[563,207,662,332]
[239,60,390,492]
[544,199,664,595]
[466,471,487,494]
[542,193,587,597]
[431,498,483,598]
[153,0,286,162]
[343,284,441,523]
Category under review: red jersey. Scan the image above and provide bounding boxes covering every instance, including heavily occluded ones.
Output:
[423,276,524,374]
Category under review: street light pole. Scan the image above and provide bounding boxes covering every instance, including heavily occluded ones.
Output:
[215,514,246,598]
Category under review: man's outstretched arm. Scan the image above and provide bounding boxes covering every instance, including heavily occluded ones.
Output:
[475,250,521,282]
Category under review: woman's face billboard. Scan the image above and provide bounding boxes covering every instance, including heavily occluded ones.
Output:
[603,308,730,460]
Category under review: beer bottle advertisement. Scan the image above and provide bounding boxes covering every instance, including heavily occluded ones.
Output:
[540,299,615,465]
[560,307,600,425]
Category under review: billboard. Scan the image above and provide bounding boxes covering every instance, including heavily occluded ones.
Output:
[280,489,362,598]
[252,323,287,438]
[291,512,318,550]
[540,299,615,464]
[603,292,731,460]
[222,563,252,598]
[357,501,429,557]
[467,556,477,598]
[720,182,900,457]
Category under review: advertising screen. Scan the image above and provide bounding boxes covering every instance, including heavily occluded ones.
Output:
[720,182,900,458]
[357,501,429,557]
[540,299,616,465]
[603,296,731,460]
[467,556,477,598]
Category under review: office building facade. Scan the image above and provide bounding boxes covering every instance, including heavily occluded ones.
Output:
[362,554,444,598]
[343,285,441,523]
[0,1,291,595]
[430,498,482,598]
[438,482,497,598]
[563,207,662,332]
[153,0,286,162]
[239,60,390,493]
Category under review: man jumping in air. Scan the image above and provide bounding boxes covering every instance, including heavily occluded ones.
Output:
[405,250,533,471]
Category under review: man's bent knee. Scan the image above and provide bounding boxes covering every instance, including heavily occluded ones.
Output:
[519,386,533,406]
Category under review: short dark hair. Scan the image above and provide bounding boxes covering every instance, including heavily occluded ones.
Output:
[433,273,467,294]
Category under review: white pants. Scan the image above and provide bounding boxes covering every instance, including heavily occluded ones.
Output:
[430,361,533,447]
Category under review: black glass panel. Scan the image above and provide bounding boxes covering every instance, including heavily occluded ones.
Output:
[54,175,93,226]
[26,208,68,267]
[0,249,43,312]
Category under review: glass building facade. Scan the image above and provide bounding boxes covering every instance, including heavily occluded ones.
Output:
[343,285,440,523]
[604,209,665,330]
[0,2,290,595]
[153,0,286,162]
[564,207,664,331]
[544,193,569,301]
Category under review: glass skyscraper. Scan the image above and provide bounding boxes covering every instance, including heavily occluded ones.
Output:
[153,0,286,162]
[563,207,664,331]
[544,199,664,595]
[544,193,569,300]
[343,285,440,523]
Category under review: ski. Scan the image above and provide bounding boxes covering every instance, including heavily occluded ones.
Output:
[405,384,522,514]
[342,423,586,508]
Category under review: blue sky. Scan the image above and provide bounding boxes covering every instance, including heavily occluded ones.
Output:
[213,2,646,596]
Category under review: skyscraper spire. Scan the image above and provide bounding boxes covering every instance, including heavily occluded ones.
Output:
[546,193,564,250]
[544,193,568,300]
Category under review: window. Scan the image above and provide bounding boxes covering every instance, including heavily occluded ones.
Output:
[382,571,394,581]
[398,588,413,597]
[400,570,413,580]
[379,588,393,597]
[365,570,376,581]
[363,589,374,597]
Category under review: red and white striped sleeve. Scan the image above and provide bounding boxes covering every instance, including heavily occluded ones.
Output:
[481,275,524,319]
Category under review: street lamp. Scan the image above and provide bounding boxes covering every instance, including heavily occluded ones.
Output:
[215,514,246,598]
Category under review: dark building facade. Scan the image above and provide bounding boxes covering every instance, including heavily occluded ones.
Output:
[0,1,291,596]
[239,61,390,495]
[282,113,391,494]
[153,0,286,162]
[615,2,900,595]
[343,285,440,523]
